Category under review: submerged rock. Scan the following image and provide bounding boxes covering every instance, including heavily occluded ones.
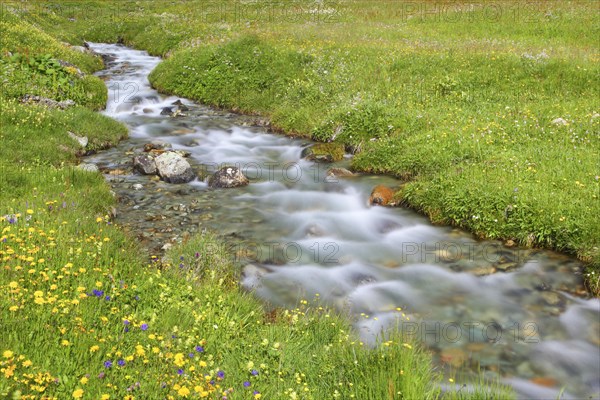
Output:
[155,152,195,183]
[368,185,395,206]
[209,166,249,188]
[144,140,172,152]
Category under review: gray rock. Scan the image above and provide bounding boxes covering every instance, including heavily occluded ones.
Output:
[208,166,249,188]
[160,107,173,116]
[21,95,75,109]
[67,131,88,148]
[552,117,568,126]
[76,163,98,173]
[133,154,157,175]
[155,152,195,184]
[325,167,356,182]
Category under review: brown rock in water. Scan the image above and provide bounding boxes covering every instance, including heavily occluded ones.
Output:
[369,185,395,206]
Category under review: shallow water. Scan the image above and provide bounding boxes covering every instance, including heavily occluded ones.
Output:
[86,43,600,400]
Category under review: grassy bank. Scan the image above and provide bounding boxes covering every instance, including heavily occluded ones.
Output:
[0,4,515,400]
[15,0,597,291]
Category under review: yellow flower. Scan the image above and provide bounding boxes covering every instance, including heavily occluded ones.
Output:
[72,388,84,399]
[178,386,190,397]
[174,352,185,367]
[95,281,103,288]
[9,306,18,312]
[26,209,34,214]
[22,359,32,367]
[34,290,44,297]
[90,345,100,353]
[199,360,207,367]
[135,345,145,357]
[96,217,103,222]
[101,395,110,400]
[61,340,70,346]
[8,281,18,289]
[80,376,88,384]
[3,350,14,359]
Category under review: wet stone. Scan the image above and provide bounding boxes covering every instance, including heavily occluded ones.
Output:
[540,291,561,306]
[495,262,518,272]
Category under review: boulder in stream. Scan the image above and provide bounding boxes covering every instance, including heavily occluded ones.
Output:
[155,152,195,183]
[301,143,345,163]
[326,167,356,182]
[208,166,249,188]
[368,185,396,206]
[133,154,157,175]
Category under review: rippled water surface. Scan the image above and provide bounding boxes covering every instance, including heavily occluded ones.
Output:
[86,44,599,400]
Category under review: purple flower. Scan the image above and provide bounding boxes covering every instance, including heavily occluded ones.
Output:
[188,353,194,358]
[105,295,111,301]
[98,372,105,379]
[195,346,204,353]
[195,252,200,258]
[217,370,225,379]
[177,369,184,375]
[253,391,260,396]
[243,381,251,387]
[123,319,130,325]
[118,359,126,367]
[180,256,184,261]
[141,323,148,331]
[104,360,112,368]
[93,289,104,297]
[124,327,129,333]
[251,369,259,376]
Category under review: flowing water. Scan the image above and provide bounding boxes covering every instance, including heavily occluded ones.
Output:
[85,44,599,399]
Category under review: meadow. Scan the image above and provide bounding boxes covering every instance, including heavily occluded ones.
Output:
[0,1,519,398]
[10,0,595,288]
[0,0,597,398]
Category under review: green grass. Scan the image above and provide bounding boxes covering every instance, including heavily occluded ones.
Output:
[26,0,596,291]
[0,3,518,399]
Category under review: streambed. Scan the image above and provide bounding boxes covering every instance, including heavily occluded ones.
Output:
[85,44,599,400]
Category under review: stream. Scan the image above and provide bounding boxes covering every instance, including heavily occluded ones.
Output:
[85,44,599,400]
